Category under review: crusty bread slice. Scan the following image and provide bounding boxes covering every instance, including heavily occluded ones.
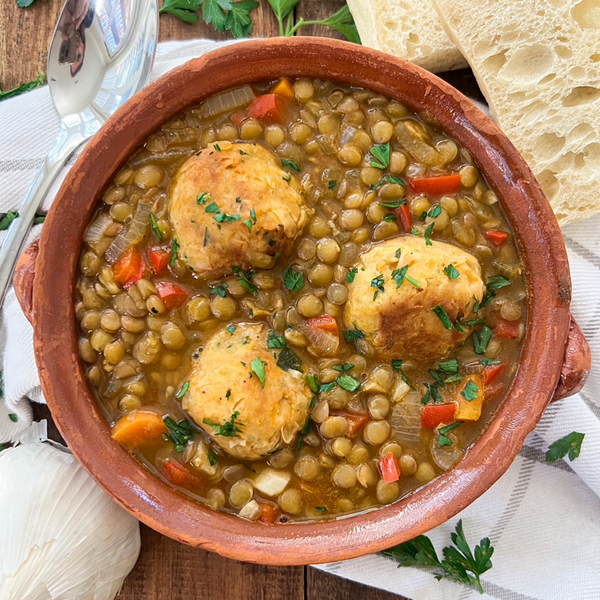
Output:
[432,0,600,225]
[346,0,467,73]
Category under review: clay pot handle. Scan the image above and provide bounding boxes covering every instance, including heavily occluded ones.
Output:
[13,240,38,326]
[552,317,591,402]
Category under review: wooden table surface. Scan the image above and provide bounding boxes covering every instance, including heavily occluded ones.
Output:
[1,1,406,598]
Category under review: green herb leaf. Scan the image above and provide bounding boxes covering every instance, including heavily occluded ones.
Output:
[481,358,501,367]
[159,0,202,23]
[315,506,328,513]
[336,374,361,392]
[319,382,335,393]
[225,389,231,400]
[282,159,300,172]
[444,264,459,280]
[332,363,353,372]
[429,369,445,388]
[208,448,217,466]
[444,374,463,384]
[203,411,244,437]
[405,274,420,287]
[232,266,258,296]
[224,0,259,38]
[243,218,253,231]
[0,72,44,101]
[150,212,162,242]
[546,431,585,463]
[461,317,487,327]
[369,142,390,169]
[283,266,305,292]
[204,201,219,214]
[461,380,479,402]
[391,265,408,288]
[170,238,180,266]
[438,359,459,375]
[267,330,287,348]
[428,204,442,218]
[0,211,18,231]
[438,421,462,446]
[343,329,364,343]
[383,214,398,222]
[371,175,407,190]
[210,283,228,297]
[213,211,241,223]
[226,324,237,335]
[473,325,493,354]
[370,274,385,300]
[328,180,337,189]
[487,274,511,290]
[306,374,319,393]
[197,192,211,205]
[175,381,190,399]
[251,357,267,387]
[8,413,18,423]
[34,213,46,225]
[432,305,454,330]
[410,227,421,236]
[346,267,358,283]
[163,416,194,451]
[276,347,303,372]
[316,5,361,43]
[379,199,407,209]
[424,222,435,246]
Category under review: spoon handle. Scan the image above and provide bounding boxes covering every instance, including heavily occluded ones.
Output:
[0,128,85,305]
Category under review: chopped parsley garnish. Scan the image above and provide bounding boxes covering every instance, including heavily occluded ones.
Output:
[208,449,217,466]
[315,506,328,513]
[438,421,463,447]
[429,369,445,387]
[383,214,398,222]
[226,324,236,335]
[444,374,463,384]
[225,389,232,400]
[379,199,407,209]
[0,211,18,231]
[283,266,305,292]
[461,317,487,327]
[391,265,408,288]
[473,325,493,354]
[204,201,219,213]
[175,381,190,399]
[8,413,18,423]
[243,218,253,231]
[163,417,194,452]
[380,519,494,594]
[346,267,358,283]
[276,347,303,372]
[391,359,403,371]
[34,213,46,225]
[432,305,454,330]
[332,363,353,372]
[421,383,442,404]
[481,358,501,367]
[343,329,364,343]
[170,238,179,266]
[444,264,460,279]
[214,143,221,152]
[438,359,459,375]
[328,180,337,189]
[267,330,287,348]
[214,211,241,223]
[395,248,402,259]
[410,227,421,236]
[203,412,243,438]
[197,192,211,205]
[428,204,442,218]
[371,274,385,300]
[251,357,267,387]
[243,207,257,231]
[232,266,258,296]
[239,150,249,156]
[392,359,415,389]
[461,380,480,402]
[546,431,585,463]
[369,141,390,169]
[250,208,256,222]
[405,275,420,287]
[319,382,335,393]
[306,374,319,393]
[424,222,435,246]
[210,283,228,297]
[282,158,300,172]
[150,212,162,242]
[296,417,313,451]
[371,175,407,190]
[336,374,361,392]
[487,274,511,290]
[282,173,291,182]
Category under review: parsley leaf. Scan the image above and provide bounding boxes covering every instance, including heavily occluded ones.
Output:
[424,221,435,246]
[267,330,287,349]
[461,380,479,402]
[546,431,585,463]
[473,325,493,354]
[328,180,337,189]
[0,72,44,102]
[487,274,511,290]
[0,211,18,231]
[379,199,407,209]
[203,411,244,437]
[428,204,442,218]
[346,267,358,283]
[277,347,303,372]
[232,266,258,296]
[371,175,407,190]
[391,265,408,288]
[210,283,228,297]
[225,0,259,37]
[371,274,385,300]
[405,274,420,287]
[204,201,219,214]
[343,329,364,343]
[306,374,319,393]
[226,324,237,335]
[444,264,460,279]
[175,381,190,399]
[251,357,267,387]
[369,142,390,169]
[481,358,501,367]
[432,305,454,330]
[438,421,462,446]
[336,374,361,392]
[282,158,300,172]
[170,238,180,266]
[159,0,202,23]
[150,212,162,242]
[197,192,211,205]
[163,417,194,452]
[438,359,459,375]
[283,266,305,292]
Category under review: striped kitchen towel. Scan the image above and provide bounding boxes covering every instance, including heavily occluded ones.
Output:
[1,39,600,600]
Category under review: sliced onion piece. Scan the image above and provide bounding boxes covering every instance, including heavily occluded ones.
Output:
[298,320,340,356]
[200,85,255,118]
[105,199,152,264]
[389,391,422,445]
[84,213,113,244]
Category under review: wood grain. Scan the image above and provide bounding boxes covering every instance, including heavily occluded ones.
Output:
[307,568,403,600]
[295,0,346,39]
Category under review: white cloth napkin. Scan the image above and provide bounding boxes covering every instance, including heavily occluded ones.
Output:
[1,39,600,600]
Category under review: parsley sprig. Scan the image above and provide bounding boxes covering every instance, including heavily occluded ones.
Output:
[546,431,585,462]
[163,417,194,452]
[381,520,494,594]
[203,411,244,437]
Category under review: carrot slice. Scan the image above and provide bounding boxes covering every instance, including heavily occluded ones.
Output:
[247,94,286,123]
[156,281,188,310]
[395,203,412,232]
[344,413,369,438]
[231,110,245,127]
[161,459,205,492]
[493,318,520,339]
[257,501,281,525]
[484,230,509,247]
[421,403,456,429]
[408,174,462,196]
[148,247,171,275]
[113,247,144,289]
[379,453,401,484]
[271,78,295,100]
[484,362,506,385]
[307,315,339,334]
[112,410,168,449]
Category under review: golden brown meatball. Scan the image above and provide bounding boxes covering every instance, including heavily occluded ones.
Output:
[182,322,312,460]
[169,142,309,277]
[344,236,485,363]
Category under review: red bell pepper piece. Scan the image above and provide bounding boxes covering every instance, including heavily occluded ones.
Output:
[484,362,506,385]
[307,315,339,335]
[161,459,204,492]
[148,247,171,275]
[379,453,401,484]
[493,318,520,339]
[247,94,286,123]
[484,230,509,247]
[330,412,369,439]
[113,247,144,289]
[408,174,462,196]
[231,111,245,127]
[421,403,456,429]
[155,281,188,310]
[395,203,412,232]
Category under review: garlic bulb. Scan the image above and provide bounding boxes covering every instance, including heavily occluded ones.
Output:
[0,443,141,599]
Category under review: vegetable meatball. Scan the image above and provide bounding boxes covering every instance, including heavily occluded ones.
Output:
[344,236,485,363]
[169,142,309,277]
[182,322,312,460]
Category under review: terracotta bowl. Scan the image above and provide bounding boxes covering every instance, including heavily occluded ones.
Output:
[14,38,590,565]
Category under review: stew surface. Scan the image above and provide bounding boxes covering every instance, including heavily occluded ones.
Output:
[76,77,527,524]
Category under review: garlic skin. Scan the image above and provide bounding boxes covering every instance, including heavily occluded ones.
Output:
[0,443,141,599]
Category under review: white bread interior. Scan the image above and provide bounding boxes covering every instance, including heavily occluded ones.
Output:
[432,0,600,225]
[347,0,467,73]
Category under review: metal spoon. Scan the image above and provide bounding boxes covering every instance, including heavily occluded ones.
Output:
[0,0,158,304]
